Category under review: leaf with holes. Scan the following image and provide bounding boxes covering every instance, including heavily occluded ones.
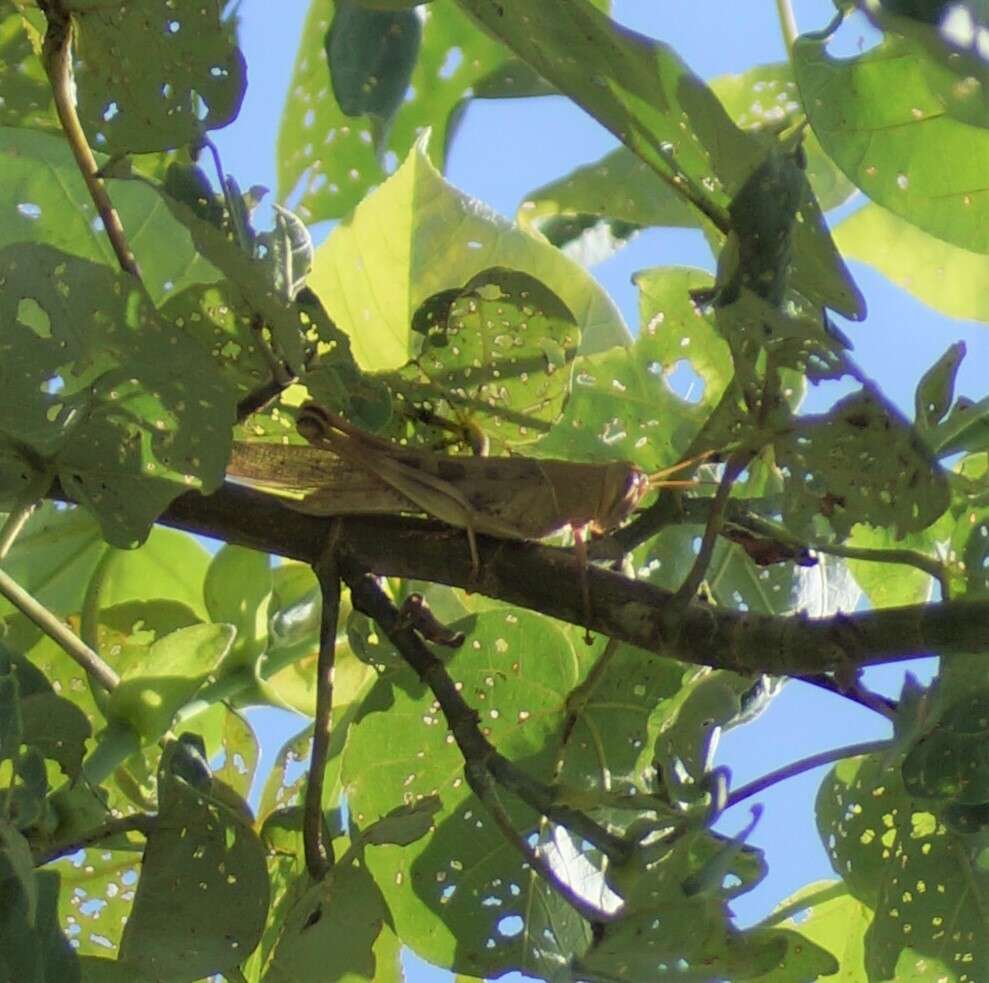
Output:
[72,0,246,155]
[117,743,269,980]
[278,0,512,223]
[915,341,966,434]
[794,32,989,252]
[554,641,686,798]
[403,268,579,448]
[343,609,589,978]
[0,244,237,547]
[533,273,718,471]
[902,691,989,805]
[518,63,857,286]
[0,127,222,306]
[308,139,628,371]
[775,388,950,538]
[574,903,834,982]
[817,751,989,981]
[457,0,761,224]
[212,707,259,802]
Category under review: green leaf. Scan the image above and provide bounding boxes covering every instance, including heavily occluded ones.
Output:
[117,745,269,980]
[0,670,22,762]
[0,8,54,130]
[204,545,273,669]
[361,794,442,846]
[72,0,246,155]
[0,127,222,307]
[0,867,80,983]
[518,63,856,271]
[915,341,966,433]
[212,707,260,801]
[534,268,724,471]
[457,0,760,221]
[260,859,392,982]
[574,906,833,982]
[106,623,235,742]
[327,1,421,122]
[775,388,950,537]
[18,691,91,782]
[835,201,989,322]
[402,267,580,448]
[0,244,237,547]
[794,32,989,252]
[0,821,36,923]
[845,523,939,608]
[307,138,628,371]
[278,0,512,222]
[53,845,144,962]
[0,508,212,633]
[903,691,989,805]
[817,751,989,980]
[754,881,870,982]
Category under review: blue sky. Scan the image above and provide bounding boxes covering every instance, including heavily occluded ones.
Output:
[211,1,988,978]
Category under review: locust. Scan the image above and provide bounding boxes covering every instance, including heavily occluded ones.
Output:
[227,404,699,636]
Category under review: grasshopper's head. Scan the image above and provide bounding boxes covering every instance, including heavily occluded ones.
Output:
[590,463,650,535]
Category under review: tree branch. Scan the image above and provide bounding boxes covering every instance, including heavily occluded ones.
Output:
[339,556,633,865]
[157,483,989,678]
[39,2,141,279]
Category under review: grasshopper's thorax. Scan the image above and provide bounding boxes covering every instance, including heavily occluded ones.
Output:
[588,463,650,535]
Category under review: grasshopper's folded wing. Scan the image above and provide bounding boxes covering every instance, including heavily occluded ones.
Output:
[227,441,412,516]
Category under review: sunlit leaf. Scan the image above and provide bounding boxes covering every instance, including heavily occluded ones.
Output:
[307,139,628,371]
[794,32,989,252]
[835,201,989,322]
[106,624,235,742]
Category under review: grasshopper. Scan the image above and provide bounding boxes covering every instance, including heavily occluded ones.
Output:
[228,404,698,635]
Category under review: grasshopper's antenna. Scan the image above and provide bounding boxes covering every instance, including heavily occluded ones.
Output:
[647,449,720,489]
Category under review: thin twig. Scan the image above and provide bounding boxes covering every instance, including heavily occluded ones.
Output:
[0,501,38,565]
[798,672,897,719]
[672,451,749,607]
[724,739,891,810]
[303,538,342,881]
[39,2,140,279]
[775,0,799,53]
[0,567,119,690]
[463,762,618,925]
[339,555,633,865]
[34,814,156,867]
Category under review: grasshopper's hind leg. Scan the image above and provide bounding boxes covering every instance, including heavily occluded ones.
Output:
[572,525,594,645]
